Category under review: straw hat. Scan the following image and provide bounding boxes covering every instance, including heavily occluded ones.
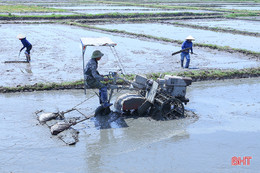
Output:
[91,50,104,59]
[17,34,26,39]
[186,35,195,40]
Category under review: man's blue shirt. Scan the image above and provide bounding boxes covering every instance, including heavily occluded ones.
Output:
[21,38,31,48]
[181,40,193,55]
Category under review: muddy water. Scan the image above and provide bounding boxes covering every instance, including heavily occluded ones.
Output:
[180,19,260,33]
[1,24,258,87]
[95,23,260,52]
[0,78,259,172]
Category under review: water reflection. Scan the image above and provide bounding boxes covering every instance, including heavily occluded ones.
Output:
[85,111,197,172]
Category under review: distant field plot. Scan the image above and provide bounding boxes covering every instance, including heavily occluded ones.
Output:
[95,23,260,52]
[0,4,65,12]
[0,12,74,16]
[1,24,258,87]
[218,4,260,10]
[51,5,217,14]
[172,19,260,33]
[160,2,260,10]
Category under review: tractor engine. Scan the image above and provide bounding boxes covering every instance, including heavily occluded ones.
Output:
[157,75,192,104]
[114,75,192,119]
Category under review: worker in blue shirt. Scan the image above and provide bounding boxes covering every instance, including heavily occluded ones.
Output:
[17,34,32,62]
[85,50,112,109]
[181,35,195,68]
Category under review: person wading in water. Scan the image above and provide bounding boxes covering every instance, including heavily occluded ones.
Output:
[17,34,32,62]
[180,35,195,68]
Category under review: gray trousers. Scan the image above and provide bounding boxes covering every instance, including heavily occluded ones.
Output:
[86,78,105,89]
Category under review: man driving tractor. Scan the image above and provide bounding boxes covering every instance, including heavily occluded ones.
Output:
[84,50,113,108]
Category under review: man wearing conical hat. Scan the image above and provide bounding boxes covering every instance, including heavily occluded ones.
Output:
[180,35,194,68]
[17,34,32,62]
[84,50,112,108]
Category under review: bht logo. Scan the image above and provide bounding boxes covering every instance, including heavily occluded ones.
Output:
[232,156,252,166]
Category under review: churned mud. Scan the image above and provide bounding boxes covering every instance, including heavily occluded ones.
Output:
[0,78,259,172]
[0,23,259,87]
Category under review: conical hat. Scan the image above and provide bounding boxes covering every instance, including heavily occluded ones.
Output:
[186,35,195,40]
[17,34,26,39]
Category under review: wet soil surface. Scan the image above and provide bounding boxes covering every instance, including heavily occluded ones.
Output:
[0,77,259,172]
[95,23,260,52]
[1,23,259,87]
[177,18,260,33]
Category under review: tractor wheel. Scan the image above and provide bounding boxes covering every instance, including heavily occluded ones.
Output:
[95,106,111,116]
[160,98,184,120]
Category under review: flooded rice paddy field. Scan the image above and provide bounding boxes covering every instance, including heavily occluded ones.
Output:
[0,6,218,16]
[237,16,260,21]
[218,4,260,10]
[167,3,260,10]
[1,23,258,87]
[0,1,259,172]
[0,77,259,173]
[95,23,260,52]
[177,18,260,33]
[8,0,260,11]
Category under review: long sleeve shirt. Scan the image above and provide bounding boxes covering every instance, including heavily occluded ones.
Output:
[181,40,193,55]
[84,58,103,81]
[20,38,31,50]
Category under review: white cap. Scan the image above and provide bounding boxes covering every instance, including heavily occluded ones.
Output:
[17,34,26,39]
[186,35,195,40]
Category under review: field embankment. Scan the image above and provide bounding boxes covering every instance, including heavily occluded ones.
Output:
[1,67,259,93]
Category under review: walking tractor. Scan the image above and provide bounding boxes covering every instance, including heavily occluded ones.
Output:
[36,37,193,145]
[80,37,193,120]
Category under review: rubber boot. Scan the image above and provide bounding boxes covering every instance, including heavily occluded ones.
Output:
[181,60,184,68]
[185,59,190,68]
[25,52,30,62]
[98,90,102,104]
[99,87,113,108]
[28,54,31,62]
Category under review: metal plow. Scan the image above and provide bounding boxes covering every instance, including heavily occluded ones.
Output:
[35,94,98,145]
[36,108,93,145]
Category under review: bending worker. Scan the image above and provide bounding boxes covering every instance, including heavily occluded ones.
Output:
[181,35,195,68]
[17,34,32,62]
[84,50,112,108]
